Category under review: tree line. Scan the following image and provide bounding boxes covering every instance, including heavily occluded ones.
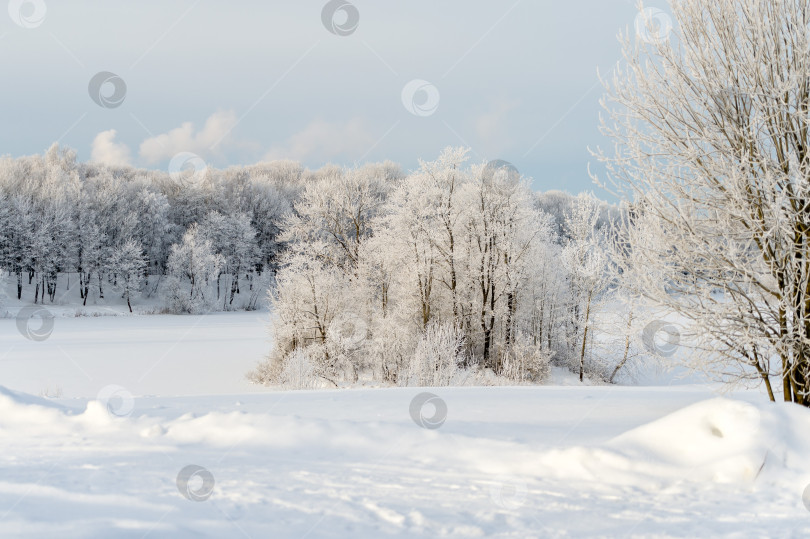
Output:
[1,143,647,387]
[0,144,388,312]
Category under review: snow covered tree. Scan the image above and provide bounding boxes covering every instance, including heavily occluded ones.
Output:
[0,145,299,312]
[0,267,8,313]
[107,239,146,312]
[416,147,470,321]
[3,195,34,300]
[163,224,224,313]
[595,0,810,405]
[200,211,259,306]
[280,164,392,272]
[261,246,357,386]
[255,147,566,387]
[75,204,107,306]
[131,187,171,277]
[562,193,608,381]
[459,162,554,372]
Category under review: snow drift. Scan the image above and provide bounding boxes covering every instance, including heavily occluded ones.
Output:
[3,386,809,488]
[2,385,810,537]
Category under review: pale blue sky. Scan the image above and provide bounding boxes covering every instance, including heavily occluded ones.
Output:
[0,0,664,196]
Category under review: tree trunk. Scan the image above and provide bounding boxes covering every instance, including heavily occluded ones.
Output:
[229,275,238,305]
[82,272,89,306]
[579,290,593,383]
[505,291,516,352]
[610,311,634,383]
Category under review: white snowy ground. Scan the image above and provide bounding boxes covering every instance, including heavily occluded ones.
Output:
[2,312,810,537]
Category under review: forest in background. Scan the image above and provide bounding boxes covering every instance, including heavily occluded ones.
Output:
[0,144,640,387]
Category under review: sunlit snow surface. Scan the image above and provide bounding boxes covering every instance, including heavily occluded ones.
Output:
[1,314,810,538]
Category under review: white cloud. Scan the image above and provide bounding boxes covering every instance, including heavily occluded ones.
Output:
[138,110,238,164]
[90,129,132,167]
[264,118,376,162]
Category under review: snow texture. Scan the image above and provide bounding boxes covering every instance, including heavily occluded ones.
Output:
[1,319,809,538]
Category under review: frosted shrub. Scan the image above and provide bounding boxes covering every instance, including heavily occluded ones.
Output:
[161,275,217,314]
[366,310,416,385]
[325,311,369,380]
[252,342,356,389]
[502,332,552,383]
[279,348,320,389]
[246,353,282,386]
[404,321,466,387]
[321,345,359,386]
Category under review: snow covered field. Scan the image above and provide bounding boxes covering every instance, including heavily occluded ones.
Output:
[0,311,270,398]
[2,314,810,537]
